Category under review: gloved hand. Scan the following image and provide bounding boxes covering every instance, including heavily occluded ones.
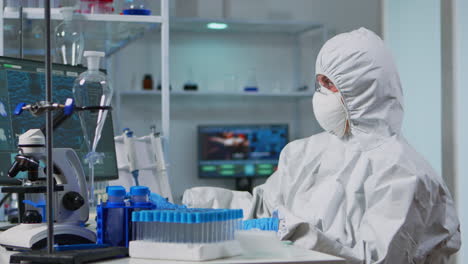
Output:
[150,193,186,209]
[243,217,279,231]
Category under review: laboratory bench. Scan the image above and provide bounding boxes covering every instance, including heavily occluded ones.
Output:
[0,239,345,264]
[0,220,345,264]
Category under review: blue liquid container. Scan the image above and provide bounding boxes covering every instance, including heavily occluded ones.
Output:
[122,0,151,15]
[103,186,126,246]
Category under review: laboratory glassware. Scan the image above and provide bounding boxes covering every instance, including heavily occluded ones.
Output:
[54,7,84,66]
[183,68,198,91]
[244,69,259,92]
[142,74,153,90]
[73,51,113,205]
[122,0,151,15]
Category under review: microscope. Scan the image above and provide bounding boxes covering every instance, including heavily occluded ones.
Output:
[0,100,105,250]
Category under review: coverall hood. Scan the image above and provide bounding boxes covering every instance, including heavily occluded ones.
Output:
[316,28,404,150]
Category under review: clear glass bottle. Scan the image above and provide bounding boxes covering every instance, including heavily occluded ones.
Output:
[244,68,259,92]
[55,7,84,66]
[122,0,151,15]
[73,51,113,205]
[183,67,198,91]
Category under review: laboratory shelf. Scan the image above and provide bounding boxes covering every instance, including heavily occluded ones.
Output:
[171,17,323,34]
[3,7,163,23]
[3,7,162,56]
[119,90,314,98]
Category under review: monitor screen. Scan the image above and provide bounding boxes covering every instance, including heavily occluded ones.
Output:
[198,124,289,178]
[0,56,118,184]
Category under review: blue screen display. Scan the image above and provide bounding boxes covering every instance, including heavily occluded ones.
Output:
[0,57,118,183]
[198,124,288,178]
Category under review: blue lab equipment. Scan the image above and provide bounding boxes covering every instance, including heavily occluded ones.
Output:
[103,186,126,246]
[244,87,259,92]
[150,192,186,210]
[132,209,243,243]
[96,185,154,247]
[129,186,151,206]
[242,217,279,231]
[122,0,151,15]
[97,185,242,248]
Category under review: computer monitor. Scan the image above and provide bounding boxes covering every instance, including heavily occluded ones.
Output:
[198,124,289,180]
[0,56,118,185]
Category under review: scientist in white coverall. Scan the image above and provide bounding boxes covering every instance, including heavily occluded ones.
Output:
[183,28,461,263]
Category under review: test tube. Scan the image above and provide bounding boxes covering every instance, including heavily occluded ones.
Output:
[213,211,218,243]
[221,211,225,242]
[210,217,214,243]
[148,211,154,241]
[131,211,138,241]
[225,211,229,241]
[167,211,172,243]
[169,211,174,243]
[156,211,161,242]
[155,211,160,242]
[201,212,206,243]
[229,211,232,240]
[161,211,166,242]
[217,211,222,242]
[145,211,149,241]
[189,213,193,243]
[136,217,140,240]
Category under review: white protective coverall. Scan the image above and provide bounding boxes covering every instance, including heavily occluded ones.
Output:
[182,28,461,264]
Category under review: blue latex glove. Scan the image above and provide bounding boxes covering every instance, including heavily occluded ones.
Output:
[150,193,187,209]
[243,217,279,231]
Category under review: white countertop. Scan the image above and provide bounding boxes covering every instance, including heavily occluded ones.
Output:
[0,243,345,264]
[0,221,345,264]
[103,245,345,264]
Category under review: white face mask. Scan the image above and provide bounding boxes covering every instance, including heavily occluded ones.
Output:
[312,86,348,137]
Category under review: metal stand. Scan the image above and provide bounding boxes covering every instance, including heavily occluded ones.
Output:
[44,0,55,254]
[8,1,56,262]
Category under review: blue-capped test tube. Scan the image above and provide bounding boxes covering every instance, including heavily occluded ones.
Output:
[131,211,140,240]
[105,186,126,246]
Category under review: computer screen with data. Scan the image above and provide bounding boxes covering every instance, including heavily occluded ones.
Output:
[198,124,289,178]
[0,56,118,184]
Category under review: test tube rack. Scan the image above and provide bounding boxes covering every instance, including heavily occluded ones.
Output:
[96,200,155,247]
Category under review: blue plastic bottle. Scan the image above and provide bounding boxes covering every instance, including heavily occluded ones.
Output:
[130,186,150,206]
[104,186,126,246]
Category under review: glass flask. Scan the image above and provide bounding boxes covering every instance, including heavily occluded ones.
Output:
[73,51,113,205]
[55,7,84,66]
